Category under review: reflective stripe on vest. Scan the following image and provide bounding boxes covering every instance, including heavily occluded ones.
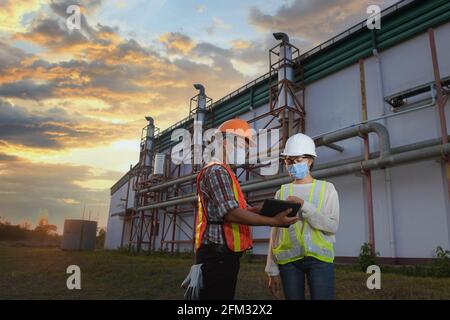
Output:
[195,162,252,252]
[272,179,334,264]
[231,182,241,252]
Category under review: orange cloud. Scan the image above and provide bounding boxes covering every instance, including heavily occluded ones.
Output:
[0,0,42,32]
[159,32,196,55]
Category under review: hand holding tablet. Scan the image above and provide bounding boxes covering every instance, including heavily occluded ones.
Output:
[260,199,301,228]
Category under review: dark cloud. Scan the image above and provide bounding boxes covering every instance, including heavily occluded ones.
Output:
[0,99,138,149]
[193,42,232,59]
[117,39,150,57]
[17,16,90,49]
[248,0,397,48]
[0,79,56,100]
[2,8,267,130]
[0,41,29,73]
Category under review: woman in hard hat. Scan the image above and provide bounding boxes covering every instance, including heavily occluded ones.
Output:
[265,133,340,300]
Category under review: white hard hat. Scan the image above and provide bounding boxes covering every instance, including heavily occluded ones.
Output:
[281,133,317,157]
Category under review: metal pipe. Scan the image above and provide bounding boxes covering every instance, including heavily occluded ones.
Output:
[428,29,448,146]
[193,84,206,168]
[150,130,449,210]
[373,47,396,258]
[193,83,205,96]
[145,116,155,170]
[120,165,132,248]
[428,27,450,248]
[137,141,450,211]
[312,102,436,140]
[274,32,294,147]
[359,58,375,253]
[315,122,391,157]
[140,122,391,194]
[273,32,289,44]
[324,143,344,152]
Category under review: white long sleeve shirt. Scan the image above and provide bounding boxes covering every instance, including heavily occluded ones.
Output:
[265,180,340,276]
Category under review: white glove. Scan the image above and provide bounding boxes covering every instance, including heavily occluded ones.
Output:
[181,264,203,300]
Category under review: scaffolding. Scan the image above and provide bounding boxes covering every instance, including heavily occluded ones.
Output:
[119,33,307,253]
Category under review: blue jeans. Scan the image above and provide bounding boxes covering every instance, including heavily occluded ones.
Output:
[279,256,335,300]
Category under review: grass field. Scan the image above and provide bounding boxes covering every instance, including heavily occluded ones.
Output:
[1,243,450,300]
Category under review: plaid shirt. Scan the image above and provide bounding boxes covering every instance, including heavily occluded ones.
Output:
[198,163,240,245]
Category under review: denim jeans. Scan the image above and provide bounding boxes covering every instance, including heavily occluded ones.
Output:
[279,256,335,300]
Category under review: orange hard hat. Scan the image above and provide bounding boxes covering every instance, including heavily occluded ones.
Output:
[217,118,254,143]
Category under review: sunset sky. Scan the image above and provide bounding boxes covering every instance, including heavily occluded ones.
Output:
[0,0,397,232]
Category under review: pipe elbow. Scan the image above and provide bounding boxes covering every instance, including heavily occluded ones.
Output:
[273,32,290,44]
[360,122,391,157]
[193,83,205,96]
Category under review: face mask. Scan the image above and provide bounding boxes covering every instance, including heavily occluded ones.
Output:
[287,162,309,179]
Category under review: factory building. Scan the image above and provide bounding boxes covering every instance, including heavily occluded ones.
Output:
[106,0,450,263]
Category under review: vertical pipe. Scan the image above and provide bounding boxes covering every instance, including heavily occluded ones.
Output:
[429,29,450,201]
[149,208,155,253]
[360,59,376,254]
[138,211,144,252]
[193,84,205,171]
[281,110,286,149]
[160,206,167,250]
[194,84,206,123]
[274,33,293,148]
[171,165,181,254]
[429,29,448,146]
[429,28,450,248]
[288,110,294,137]
[120,216,126,248]
[120,166,132,248]
[302,88,306,134]
[373,45,396,258]
[144,116,155,172]
[128,213,134,250]
[278,40,293,109]
[171,211,177,254]
[152,191,160,251]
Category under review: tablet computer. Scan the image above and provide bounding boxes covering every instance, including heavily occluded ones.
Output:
[260,199,301,219]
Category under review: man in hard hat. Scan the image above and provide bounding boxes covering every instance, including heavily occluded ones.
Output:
[265,133,340,300]
[183,118,298,300]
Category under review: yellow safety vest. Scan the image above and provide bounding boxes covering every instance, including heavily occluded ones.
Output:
[272,179,334,264]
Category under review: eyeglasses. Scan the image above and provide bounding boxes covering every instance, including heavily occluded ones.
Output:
[283,157,310,165]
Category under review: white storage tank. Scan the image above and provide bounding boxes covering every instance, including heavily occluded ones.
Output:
[61,219,97,251]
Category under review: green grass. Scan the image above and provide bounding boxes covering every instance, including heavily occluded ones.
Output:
[1,244,450,300]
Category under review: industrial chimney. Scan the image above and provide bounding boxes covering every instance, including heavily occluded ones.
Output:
[144,116,155,171]
[193,83,206,123]
[273,32,294,111]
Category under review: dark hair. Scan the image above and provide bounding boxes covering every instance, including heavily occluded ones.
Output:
[306,155,314,171]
